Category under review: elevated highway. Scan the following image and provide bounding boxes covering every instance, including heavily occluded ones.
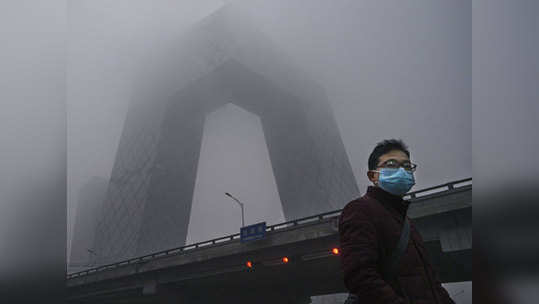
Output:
[67,178,471,304]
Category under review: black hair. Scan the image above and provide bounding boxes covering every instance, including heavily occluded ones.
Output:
[368,139,410,170]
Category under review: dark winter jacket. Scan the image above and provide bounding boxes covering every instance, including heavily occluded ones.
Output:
[339,186,455,304]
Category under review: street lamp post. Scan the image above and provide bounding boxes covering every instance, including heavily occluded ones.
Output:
[225,192,245,227]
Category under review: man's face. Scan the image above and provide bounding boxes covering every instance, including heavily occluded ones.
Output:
[367,150,411,186]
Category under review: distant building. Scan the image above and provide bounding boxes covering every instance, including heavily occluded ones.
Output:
[69,177,108,272]
[93,5,359,265]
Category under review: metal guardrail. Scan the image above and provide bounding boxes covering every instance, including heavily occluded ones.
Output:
[404,177,471,200]
[67,177,471,279]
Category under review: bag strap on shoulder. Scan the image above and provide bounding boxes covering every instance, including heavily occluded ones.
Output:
[382,215,410,281]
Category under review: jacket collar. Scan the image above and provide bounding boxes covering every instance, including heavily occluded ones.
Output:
[366,186,410,217]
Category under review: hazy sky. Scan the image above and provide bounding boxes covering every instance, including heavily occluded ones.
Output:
[186,103,285,244]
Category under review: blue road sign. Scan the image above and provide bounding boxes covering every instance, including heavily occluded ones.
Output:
[240,222,266,243]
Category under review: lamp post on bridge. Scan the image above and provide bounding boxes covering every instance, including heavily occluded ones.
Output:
[225,192,245,227]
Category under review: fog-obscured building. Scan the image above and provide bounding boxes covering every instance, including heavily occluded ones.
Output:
[69,177,108,272]
[93,5,359,266]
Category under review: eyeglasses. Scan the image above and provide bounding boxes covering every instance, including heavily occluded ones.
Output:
[377,159,418,172]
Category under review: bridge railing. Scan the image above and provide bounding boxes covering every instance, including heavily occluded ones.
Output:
[404,177,471,200]
[67,177,471,279]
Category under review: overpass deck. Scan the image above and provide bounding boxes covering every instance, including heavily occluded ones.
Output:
[67,178,471,303]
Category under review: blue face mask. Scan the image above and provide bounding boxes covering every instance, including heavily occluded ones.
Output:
[375,167,415,196]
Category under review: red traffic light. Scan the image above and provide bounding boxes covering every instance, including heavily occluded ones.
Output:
[282,256,289,263]
[332,248,340,255]
[246,261,253,268]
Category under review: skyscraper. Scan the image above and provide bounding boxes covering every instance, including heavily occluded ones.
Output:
[69,177,108,271]
[93,5,358,265]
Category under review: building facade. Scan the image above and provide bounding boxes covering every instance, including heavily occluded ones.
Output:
[93,6,359,265]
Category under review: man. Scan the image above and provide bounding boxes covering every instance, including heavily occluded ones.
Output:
[339,139,454,304]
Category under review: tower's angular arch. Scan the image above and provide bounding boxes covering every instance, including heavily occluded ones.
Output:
[93,6,358,265]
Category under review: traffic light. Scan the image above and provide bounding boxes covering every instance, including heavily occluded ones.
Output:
[246,261,253,268]
[282,256,289,263]
[332,247,340,255]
